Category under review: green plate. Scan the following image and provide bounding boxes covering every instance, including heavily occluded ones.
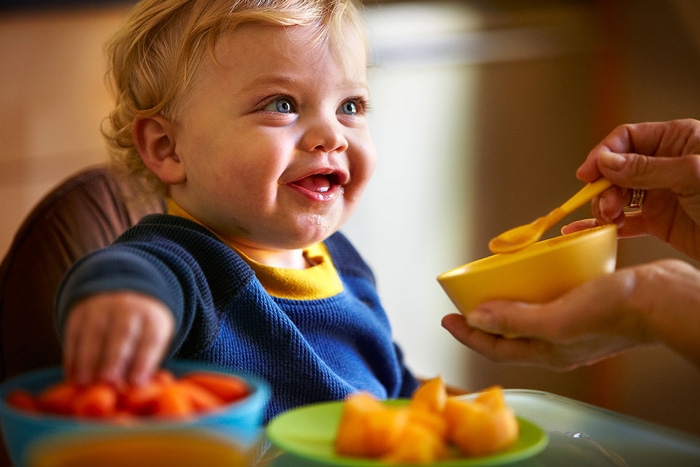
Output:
[266,399,549,466]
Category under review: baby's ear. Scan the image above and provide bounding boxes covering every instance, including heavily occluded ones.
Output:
[132,116,186,184]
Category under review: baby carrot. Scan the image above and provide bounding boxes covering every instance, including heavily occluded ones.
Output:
[73,382,118,418]
[181,372,249,403]
[152,369,177,386]
[37,381,79,415]
[120,382,165,416]
[4,368,251,420]
[5,389,39,413]
[153,384,194,417]
[177,379,225,413]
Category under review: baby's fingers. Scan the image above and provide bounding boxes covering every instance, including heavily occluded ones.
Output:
[125,303,175,386]
[62,292,174,387]
[96,313,140,384]
[63,303,111,385]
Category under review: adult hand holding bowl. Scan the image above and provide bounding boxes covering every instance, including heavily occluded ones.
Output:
[438,176,618,318]
[437,224,618,318]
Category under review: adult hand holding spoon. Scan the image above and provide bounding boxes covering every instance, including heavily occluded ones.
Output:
[489,178,613,254]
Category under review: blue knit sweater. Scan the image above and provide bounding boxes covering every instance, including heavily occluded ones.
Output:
[56,214,417,421]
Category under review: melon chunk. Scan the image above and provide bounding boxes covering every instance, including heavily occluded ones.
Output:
[409,376,447,415]
[334,392,410,458]
[334,383,519,463]
[407,376,449,439]
[382,422,449,464]
[444,386,519,457]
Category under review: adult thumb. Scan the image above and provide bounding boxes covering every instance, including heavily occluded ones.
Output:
[598,151,699,193]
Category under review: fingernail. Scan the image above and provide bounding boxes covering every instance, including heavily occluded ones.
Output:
[597,197,609,222]
[598,152,626,171]
[467,309,498,333]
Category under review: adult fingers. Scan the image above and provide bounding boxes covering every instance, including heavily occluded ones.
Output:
[441,314,549,366]
[464,271,636,344]
[597,152,700,195]
[561,218,601,234]
[577,120,700,183]
[440,314,472,347]
[465,301,552,339]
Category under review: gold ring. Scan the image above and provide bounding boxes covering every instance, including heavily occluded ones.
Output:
[628,189,646,209]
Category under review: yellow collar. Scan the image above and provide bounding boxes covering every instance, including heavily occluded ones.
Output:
[167,199,343,300]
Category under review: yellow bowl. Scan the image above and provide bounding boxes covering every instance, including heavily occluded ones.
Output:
[437,225,617,315]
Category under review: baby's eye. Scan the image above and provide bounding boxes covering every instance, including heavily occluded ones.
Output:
[263,97,295,113]
[338,100,358,115]
[337,97,368,116]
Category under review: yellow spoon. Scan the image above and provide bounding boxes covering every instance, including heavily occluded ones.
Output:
[488,177,613,254]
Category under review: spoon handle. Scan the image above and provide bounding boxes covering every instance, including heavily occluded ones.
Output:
[559,178,613,215]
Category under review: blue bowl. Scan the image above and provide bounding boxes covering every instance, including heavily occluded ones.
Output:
[0,361,270,466]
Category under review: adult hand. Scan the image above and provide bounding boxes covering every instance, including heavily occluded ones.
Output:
[443,119,700,370]
[566,119,700,261]
[63,291,174,386]
[442,258,700,370]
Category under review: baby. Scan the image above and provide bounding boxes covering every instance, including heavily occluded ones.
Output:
[56,0,418,421]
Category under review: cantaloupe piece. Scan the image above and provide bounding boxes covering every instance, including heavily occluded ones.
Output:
[381,421,449,464]
[334,392,410,458]
[444,387,519,457]
[334,383,520,462]
[408,408,448,440]
[474,385,508,411]
[409,376,447,415]
[407,377,449,440]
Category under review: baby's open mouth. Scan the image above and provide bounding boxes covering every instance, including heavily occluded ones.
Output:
[292,173,341,193]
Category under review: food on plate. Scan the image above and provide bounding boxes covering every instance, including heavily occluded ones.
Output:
[3,369,250,420]
[334,378,518,464]
[410,376,448,414]
[381,421,449,464]
[333,391,411,458]
[444,386,519,456]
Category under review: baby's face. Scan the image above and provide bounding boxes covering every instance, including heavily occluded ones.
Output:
[168,23,376,263]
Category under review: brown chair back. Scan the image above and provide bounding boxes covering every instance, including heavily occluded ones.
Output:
[0,165,164,464]
[0,165,166,382]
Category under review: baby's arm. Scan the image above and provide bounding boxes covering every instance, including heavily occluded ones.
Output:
[63,291,174,386]
[56,246,187,387]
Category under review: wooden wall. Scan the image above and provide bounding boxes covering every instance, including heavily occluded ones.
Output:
[0,7,129,259]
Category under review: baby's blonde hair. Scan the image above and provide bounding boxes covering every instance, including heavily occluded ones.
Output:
[103,0,365,198]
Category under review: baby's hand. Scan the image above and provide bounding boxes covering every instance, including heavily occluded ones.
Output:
[63,291,174,386]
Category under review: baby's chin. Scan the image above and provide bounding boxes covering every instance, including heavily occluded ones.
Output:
[241,229,336,253]
[229,209,352,250]
[285,212,350,244]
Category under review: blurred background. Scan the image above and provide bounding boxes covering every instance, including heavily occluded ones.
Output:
[2,0,700,437]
